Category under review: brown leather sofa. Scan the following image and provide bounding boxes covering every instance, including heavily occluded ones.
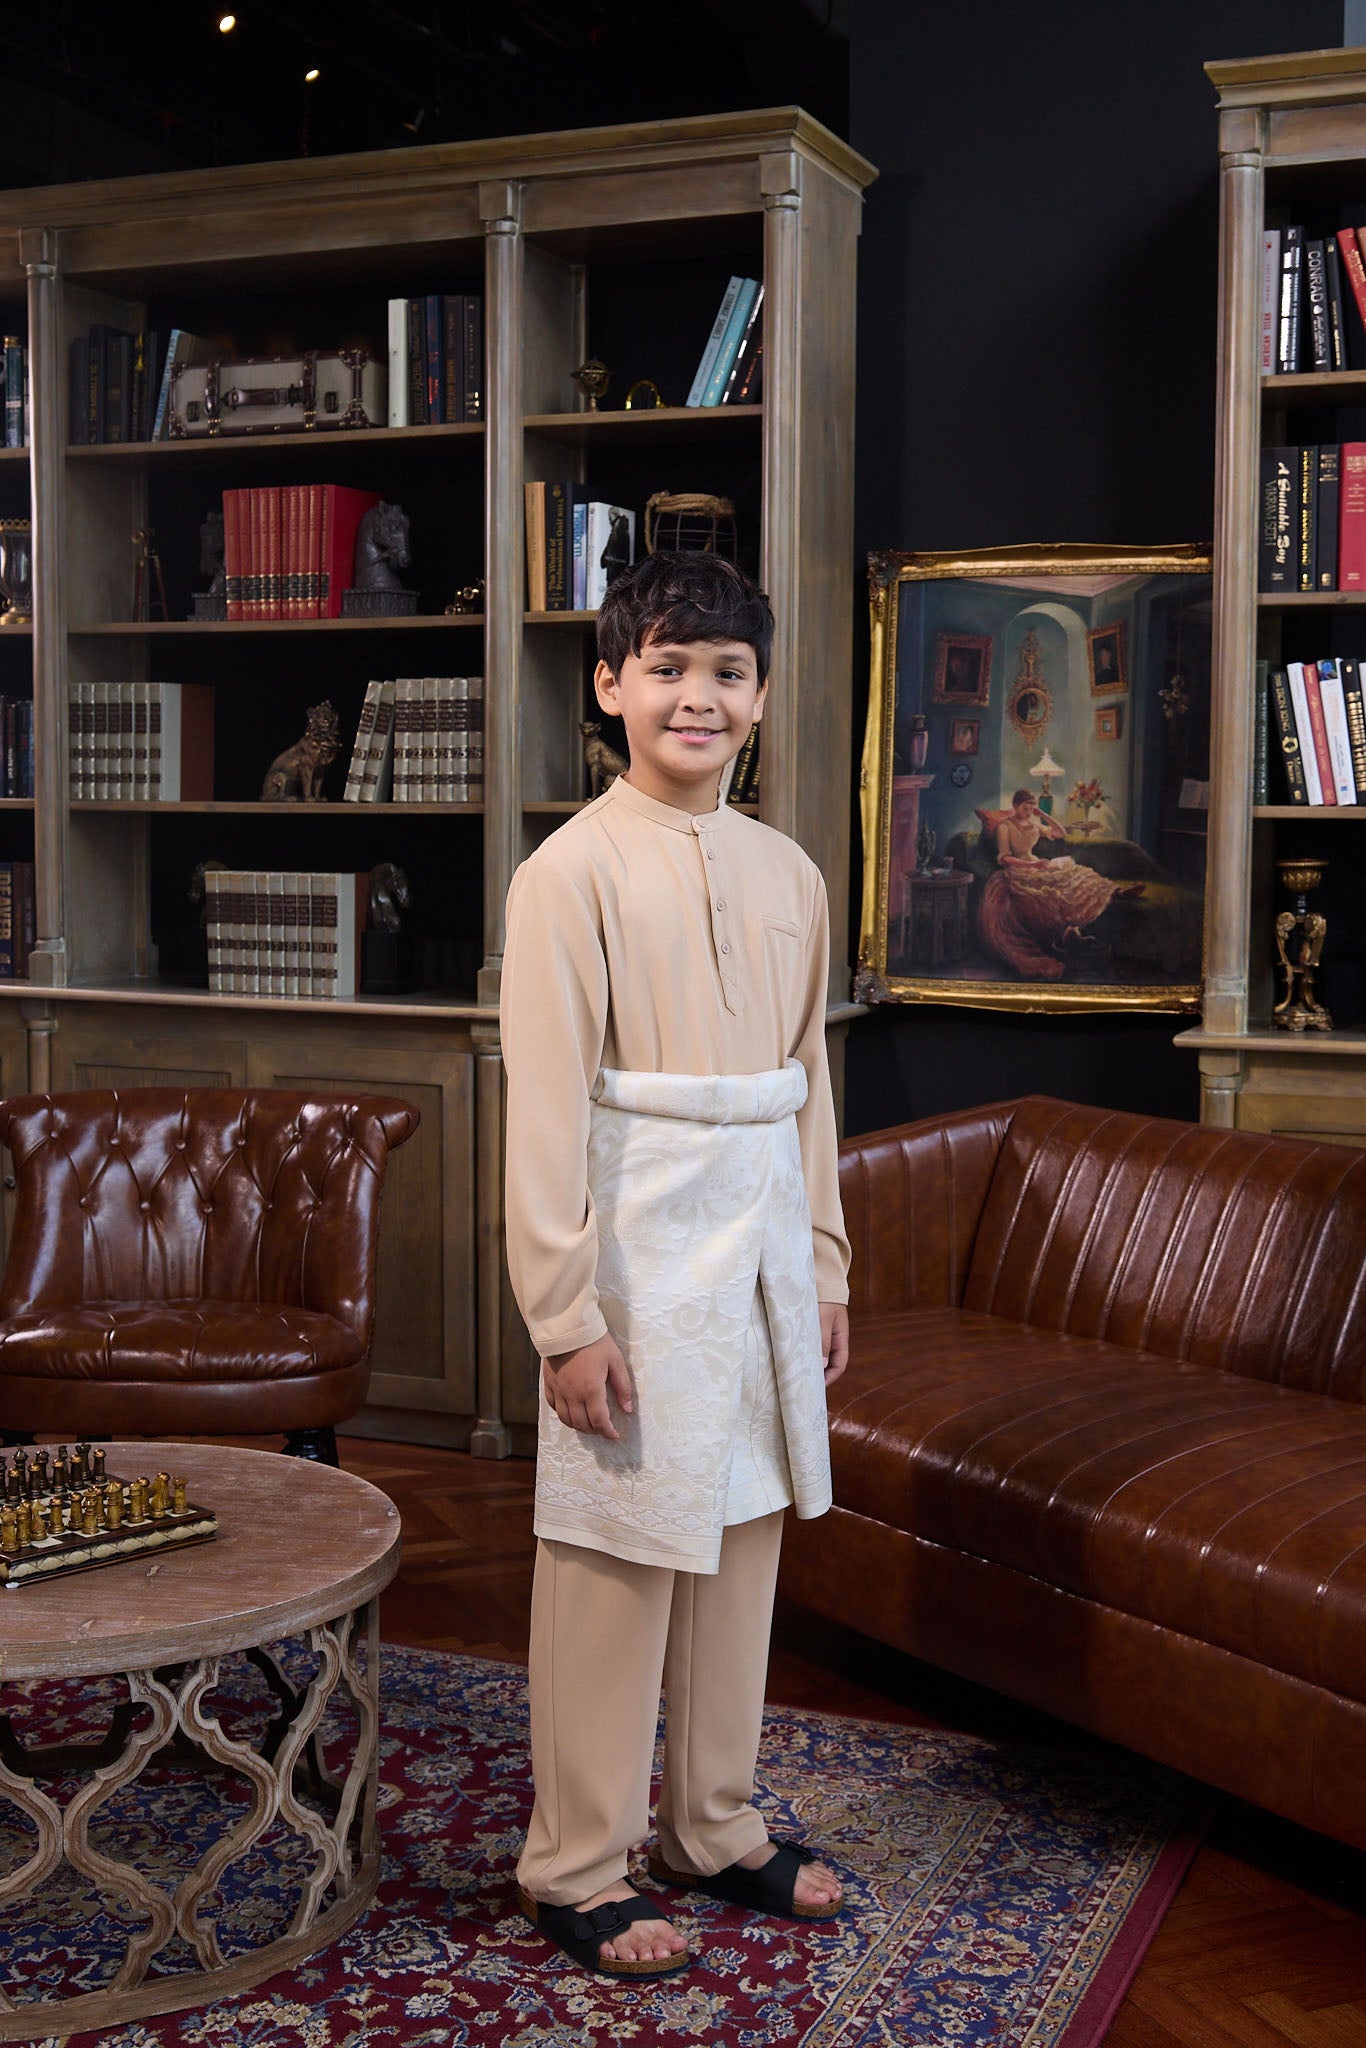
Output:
[780,1095,1366,1851]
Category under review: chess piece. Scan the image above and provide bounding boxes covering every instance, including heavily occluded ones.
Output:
[173,1476,188,1515]
[191,508,228,620]
[73,1442,90,1484]
[151,1472,170,1519]
[81,1492,99,1536]
[106,1481,124,1529]
[130,1477,148,1522]
[15,1502,30,1546]
[342,503,418,616]
[12,1448,28,1496]
[0,1505,15,1550]
[92,1448,106,1481]
[33,1448,48,1491]
[579,720,629,799]
[52,1448,69,1494]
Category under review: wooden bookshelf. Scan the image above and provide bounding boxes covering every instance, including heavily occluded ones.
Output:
[0,109,875,1452]
[1196,49,1366,1144]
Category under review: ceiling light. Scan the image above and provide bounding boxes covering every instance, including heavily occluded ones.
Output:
[218,12,236,28]
[305,67,320,83]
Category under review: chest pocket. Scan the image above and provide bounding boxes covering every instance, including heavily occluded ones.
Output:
[762,915,802,941]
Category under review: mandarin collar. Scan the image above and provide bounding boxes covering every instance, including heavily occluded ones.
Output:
[608,774,726,834]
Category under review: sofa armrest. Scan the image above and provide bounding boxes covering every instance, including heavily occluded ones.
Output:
[839,1100,1018,1314]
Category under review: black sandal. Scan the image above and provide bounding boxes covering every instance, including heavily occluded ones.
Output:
[518,1886,693,1977]
[647,1839,843,1921]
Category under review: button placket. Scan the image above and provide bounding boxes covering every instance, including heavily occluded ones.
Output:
[698,822,743,1014]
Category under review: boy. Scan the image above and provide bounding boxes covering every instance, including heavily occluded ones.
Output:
[501,551,851,1978]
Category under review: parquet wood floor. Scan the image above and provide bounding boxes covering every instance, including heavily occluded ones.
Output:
[336,1436,1366,2047]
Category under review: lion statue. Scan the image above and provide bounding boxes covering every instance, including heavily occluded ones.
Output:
[260,700,341,802]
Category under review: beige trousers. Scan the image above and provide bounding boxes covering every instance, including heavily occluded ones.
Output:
[516,1510,785,1907]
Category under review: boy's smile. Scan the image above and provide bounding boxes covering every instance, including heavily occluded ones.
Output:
[594,634,768,814]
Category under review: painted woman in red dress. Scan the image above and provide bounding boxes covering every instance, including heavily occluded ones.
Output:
[974,790,1140,980]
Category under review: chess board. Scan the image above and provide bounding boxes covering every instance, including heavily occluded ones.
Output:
[0,1444,217,1589]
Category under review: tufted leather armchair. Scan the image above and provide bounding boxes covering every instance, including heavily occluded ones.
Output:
[0,1087,419,1463]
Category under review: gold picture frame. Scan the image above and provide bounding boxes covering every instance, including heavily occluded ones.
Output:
[856,543,1213,1013]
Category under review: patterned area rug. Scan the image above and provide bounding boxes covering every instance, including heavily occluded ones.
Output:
[0,1646,1205,2048]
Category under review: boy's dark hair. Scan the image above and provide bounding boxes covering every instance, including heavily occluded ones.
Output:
[1011,789,1034,806]
[596,551,775,681]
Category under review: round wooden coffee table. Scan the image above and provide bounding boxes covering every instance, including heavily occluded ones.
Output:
[0,1442,401,2039]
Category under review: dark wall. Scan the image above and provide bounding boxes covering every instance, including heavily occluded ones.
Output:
[841,0,1343,1138]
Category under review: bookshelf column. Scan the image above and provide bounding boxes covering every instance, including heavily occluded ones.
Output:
[479,178,522,1004]
[760,152,802,850]
[22,228,65,989]
[1203,131,1264,1061]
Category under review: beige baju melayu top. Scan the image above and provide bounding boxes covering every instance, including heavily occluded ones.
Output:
[501,773,851,1367]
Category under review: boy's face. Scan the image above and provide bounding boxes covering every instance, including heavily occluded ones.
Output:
[594,632,767,811]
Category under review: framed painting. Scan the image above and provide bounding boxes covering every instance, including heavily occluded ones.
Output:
[932,632,992,705]
[1088,621,1128,695]
[856,543,1213,1012]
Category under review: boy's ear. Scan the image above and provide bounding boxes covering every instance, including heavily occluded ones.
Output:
[751,677,770,723]
[593,659,620,713]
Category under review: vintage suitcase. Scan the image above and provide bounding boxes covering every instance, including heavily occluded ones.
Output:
[168,349,387,435]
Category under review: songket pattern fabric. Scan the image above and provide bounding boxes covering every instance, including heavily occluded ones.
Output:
[0,1646,1205,2048]
[533,1059,833,1572]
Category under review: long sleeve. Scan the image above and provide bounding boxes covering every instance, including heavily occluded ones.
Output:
[501,856,611,1357]
[793,869,852,1304]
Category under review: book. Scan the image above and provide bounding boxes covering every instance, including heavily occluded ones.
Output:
[104,330,133,444]
[728,723,760,804]
[1305,241,1331,370]
[525,481,548,611]
[545,481,573,610]
[462,296,483,421]
[1317,445,1340,588]
[467,676,484,800]
[1343,658,1366,796]
[585,501,635,609]
[1298,444,1318,590]
[1253,659,1269,806]
[424,294,443,424]
[442,296,464,423]
[310,872,366,1001]
[722,287,764,403]
[12,859,33,979]
[1325,240,1348,369]
[1258,446,1295,591]
[1338,228,1366,352]
[437,676,458,801]
[360,680,397,801]
[1318,659,1358,803]
[1286,662,1324,803]
[156,682,214,802]
[686,276,745,407]
[734,332,763,404]
[387,298,410,428]
[152,330,214,441]
[4,338,25,448]
[1278,225,1304,373]
[282,872,304,999]
[393,677,420,801]
[1298,661,1336,803]
[319,485,382,618]
[345,680,385,800]
[572,500,587,611]
[131,327,159,443]
[0,863,18,977]
[421,676,441,801]
[701,277,760,405]
[406,298,426,427]
[1340,442,1366,589]
[1260,228,1280,374]
[1269,668,1309,804]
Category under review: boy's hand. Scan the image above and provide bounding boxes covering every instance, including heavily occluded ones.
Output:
[820,1302,850,1387]
[542,1333,634,1441]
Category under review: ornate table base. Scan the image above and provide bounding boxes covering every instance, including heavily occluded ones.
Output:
[0,1600,381,2038]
